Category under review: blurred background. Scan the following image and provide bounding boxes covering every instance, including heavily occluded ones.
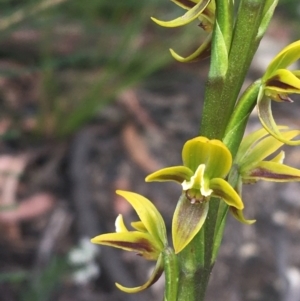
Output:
[0,0,300,300]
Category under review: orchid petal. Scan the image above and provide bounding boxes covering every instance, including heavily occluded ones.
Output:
[91,232,161,260]
[235,128,270,163]
[210,178,244,210]
[116,253,164,293]
[115,214,129,233]
[270,150,285,163]
[257,95,300,145]
[264,40,300,80]
[235,126,288,164]
[145,166,193,183]
[171,0,197,10]
[170,33,212,63]
[131,221,147,232]
[240,129,300,170]
[243,161,300,182]
[116,191,167,247]
[266,69,300,95]
[172,193,209,253]
[230,207,256,225]
[151,0,210,28]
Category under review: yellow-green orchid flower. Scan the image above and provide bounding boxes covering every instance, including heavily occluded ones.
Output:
[146,136,244,253]
[258,40,300,145]
[231,127,300,223]
[91,190,167,293]
[236,127,300,182]
[151,0,215,62]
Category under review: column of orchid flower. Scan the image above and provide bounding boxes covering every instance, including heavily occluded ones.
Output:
[91,0,300,301]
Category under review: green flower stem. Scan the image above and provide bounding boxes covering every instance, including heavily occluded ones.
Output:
[223,80,262,156]
[176,226,206,301]
[175,198,221,301]
[212,200,229,262]
[200,0,233,139]
[201,0,266,139]
[163,247,179,301]
[178,2,268,301]
[218,0,266,132]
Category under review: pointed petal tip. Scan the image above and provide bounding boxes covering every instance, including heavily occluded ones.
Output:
[115,255,164,293]
[90,237,99,244]
[146,166,193,183]
[230,207,256,225]
[258,97,300,146]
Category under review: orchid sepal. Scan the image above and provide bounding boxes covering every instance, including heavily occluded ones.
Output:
[242,161,300,182]
[145,166,193,184]
[230,207,256,225]
[209,178,244,209]
[169,33,212,63]
[115,253,164,293]
[257,94,300,145]
[182,136,232,177]
[151,0,211,28]
[91,231,161,260]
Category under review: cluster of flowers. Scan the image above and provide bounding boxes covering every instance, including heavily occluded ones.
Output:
[91,0,300,292]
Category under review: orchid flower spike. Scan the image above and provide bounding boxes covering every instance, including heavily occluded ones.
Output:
[258,40,300,145]
[151,0,215,62]
[91,190,167,293]
[146,136,244,253]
